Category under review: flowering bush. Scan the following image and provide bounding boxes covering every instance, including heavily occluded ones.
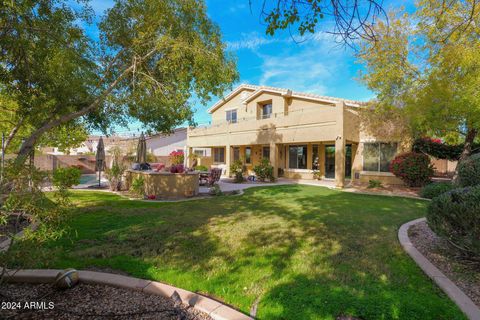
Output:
[170,164,185,173]
[413,137,480,160]
[169,150,184,165]
[390,152,434,187]
[427,186,480,260]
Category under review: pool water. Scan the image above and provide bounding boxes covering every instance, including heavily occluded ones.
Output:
[79,174,97,185]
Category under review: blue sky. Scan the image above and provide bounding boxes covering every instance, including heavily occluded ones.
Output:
[85,0,412,133]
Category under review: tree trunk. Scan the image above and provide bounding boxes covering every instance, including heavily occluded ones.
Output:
[4,116,24,151]
[453,127,478,182]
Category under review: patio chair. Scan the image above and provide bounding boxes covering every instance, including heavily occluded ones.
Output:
[208,168,222,186]
[199,168,222,186]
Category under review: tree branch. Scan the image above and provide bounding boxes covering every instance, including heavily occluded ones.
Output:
[16,48,158,159]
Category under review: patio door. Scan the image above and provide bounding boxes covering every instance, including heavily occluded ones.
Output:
[324,144,352,179]
[325,145,336,178]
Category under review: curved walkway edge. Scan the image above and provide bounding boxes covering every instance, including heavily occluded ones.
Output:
[3,269,253,320]
[398,218,480,320]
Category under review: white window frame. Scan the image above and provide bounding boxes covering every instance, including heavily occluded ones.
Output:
[226,109,237,123]
[260,103,272,119]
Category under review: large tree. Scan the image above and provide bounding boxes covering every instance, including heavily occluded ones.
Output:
[357,0,480,165]
[0,0,237,162]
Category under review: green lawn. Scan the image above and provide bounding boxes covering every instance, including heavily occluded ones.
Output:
[9,185,465,319]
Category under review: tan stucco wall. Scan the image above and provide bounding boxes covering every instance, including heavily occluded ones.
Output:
[188,88,407,186]
[190,89,345,149]
[211,88,256,124]
[197,156,213,168]
[125,170,199,198]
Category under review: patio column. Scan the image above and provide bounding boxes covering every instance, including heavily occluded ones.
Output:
[225,144,231,177]
[270,142,278,178]
[186,147,193,168]
[335,101,346,188]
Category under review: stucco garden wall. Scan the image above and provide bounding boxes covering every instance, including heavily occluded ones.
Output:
[125,170,199,198]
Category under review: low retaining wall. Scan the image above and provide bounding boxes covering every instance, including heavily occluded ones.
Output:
[125,170,199,199]
[399,218,480,320]
[3,269,253,320]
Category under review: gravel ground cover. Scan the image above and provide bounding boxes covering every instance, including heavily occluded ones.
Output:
[0,282,213,320]
[409,221,480,307]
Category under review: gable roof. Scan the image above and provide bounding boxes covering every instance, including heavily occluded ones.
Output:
[207,84,366,114]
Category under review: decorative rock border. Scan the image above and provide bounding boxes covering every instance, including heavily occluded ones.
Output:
[3,269,253,320]
[0,217,40,253]
[398,218,480,320]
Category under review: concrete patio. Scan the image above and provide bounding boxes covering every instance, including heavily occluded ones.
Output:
[199,177,338,194]
[199,177,422,199]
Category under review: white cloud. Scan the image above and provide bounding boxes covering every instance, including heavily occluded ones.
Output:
[228,2,247,13]
[256,35,347,95]
[226,32,281,50]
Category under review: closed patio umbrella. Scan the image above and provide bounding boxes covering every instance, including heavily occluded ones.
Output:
[95,137,106,187]
[136,132,147,164]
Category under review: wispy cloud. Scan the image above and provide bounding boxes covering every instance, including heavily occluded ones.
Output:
[226,32,281,50]
[228,2,247,13]
[256,35,348,95]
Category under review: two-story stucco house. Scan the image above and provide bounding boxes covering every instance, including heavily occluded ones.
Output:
[187,84,404,187]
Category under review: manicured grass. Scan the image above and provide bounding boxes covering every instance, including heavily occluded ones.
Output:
[9,185,465,319]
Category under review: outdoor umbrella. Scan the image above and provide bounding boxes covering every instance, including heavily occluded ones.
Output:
[136,132,147,164]
[95,137,106,187]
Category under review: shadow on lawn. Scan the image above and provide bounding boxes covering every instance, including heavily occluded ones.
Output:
[7,185,463,320]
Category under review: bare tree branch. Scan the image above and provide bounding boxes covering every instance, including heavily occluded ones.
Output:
[257,0,388,47]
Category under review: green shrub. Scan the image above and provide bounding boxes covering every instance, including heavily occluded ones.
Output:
[420,182,455,199]
[229,159,245,183]
[253,159,275,182]
[368,179,382,188]
[194,165,208,172]
[105,162,125,191]
[52,167,82,206]
[130,176,145,197]
[427,186,480,260]
[457,153,480,187]
[390,152,434,187]
[52,167,82,189]
[312,170,321,180]
[209,184,223,196]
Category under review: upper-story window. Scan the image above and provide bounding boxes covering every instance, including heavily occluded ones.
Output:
[261,103,272,119]
[226,109,237,123]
